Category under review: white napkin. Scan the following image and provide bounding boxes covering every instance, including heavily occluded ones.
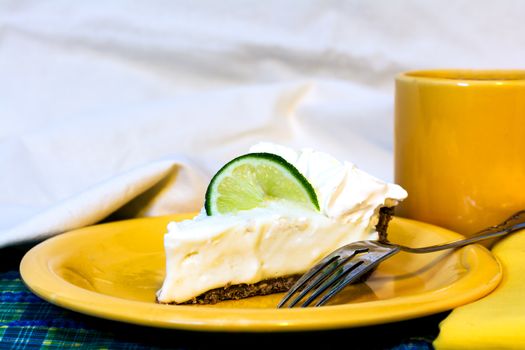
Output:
[0,158,206,247]
[2,1,525,248]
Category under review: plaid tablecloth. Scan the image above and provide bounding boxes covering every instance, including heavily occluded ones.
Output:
[0,245,442,350]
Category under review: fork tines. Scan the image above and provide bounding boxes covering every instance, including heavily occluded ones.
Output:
[277,241,399,308]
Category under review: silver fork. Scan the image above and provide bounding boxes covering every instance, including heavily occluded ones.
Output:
[278,210,525,308]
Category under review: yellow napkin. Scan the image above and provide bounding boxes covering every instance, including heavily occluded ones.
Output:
[434,230,525,349]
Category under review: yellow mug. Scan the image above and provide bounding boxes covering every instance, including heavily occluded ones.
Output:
[394,69,525,237]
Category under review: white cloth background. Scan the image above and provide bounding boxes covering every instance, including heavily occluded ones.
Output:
[1,0,525,248]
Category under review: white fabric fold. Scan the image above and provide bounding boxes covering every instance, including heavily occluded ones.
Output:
[0,158,207,248]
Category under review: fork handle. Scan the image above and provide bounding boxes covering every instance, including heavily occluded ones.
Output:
[393,210,525,254]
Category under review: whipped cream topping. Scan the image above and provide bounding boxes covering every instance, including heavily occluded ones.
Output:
[157,143,407,304]
[249,142,407,224]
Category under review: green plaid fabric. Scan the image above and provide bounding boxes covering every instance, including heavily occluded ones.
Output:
[0,246,439,349]
[0,270,164,349]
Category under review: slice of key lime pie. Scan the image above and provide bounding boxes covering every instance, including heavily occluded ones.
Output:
[156,143,407,304]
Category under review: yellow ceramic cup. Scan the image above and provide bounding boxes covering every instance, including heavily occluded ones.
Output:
[394,69,525,237]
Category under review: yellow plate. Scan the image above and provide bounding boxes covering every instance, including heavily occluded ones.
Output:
[20,214,501,332]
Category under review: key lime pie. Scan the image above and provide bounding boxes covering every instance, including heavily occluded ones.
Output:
[156,143,407,304]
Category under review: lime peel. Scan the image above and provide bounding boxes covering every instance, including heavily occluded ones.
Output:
[204,152,319,215]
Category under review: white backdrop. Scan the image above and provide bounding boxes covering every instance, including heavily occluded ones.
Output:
[1,0,525,247]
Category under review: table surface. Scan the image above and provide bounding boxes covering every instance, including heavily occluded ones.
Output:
[0,244,445,349]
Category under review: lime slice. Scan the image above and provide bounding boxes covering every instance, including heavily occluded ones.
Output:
[204,152,319,215]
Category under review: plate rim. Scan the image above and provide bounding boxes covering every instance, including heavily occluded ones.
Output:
[19,215,502,332]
